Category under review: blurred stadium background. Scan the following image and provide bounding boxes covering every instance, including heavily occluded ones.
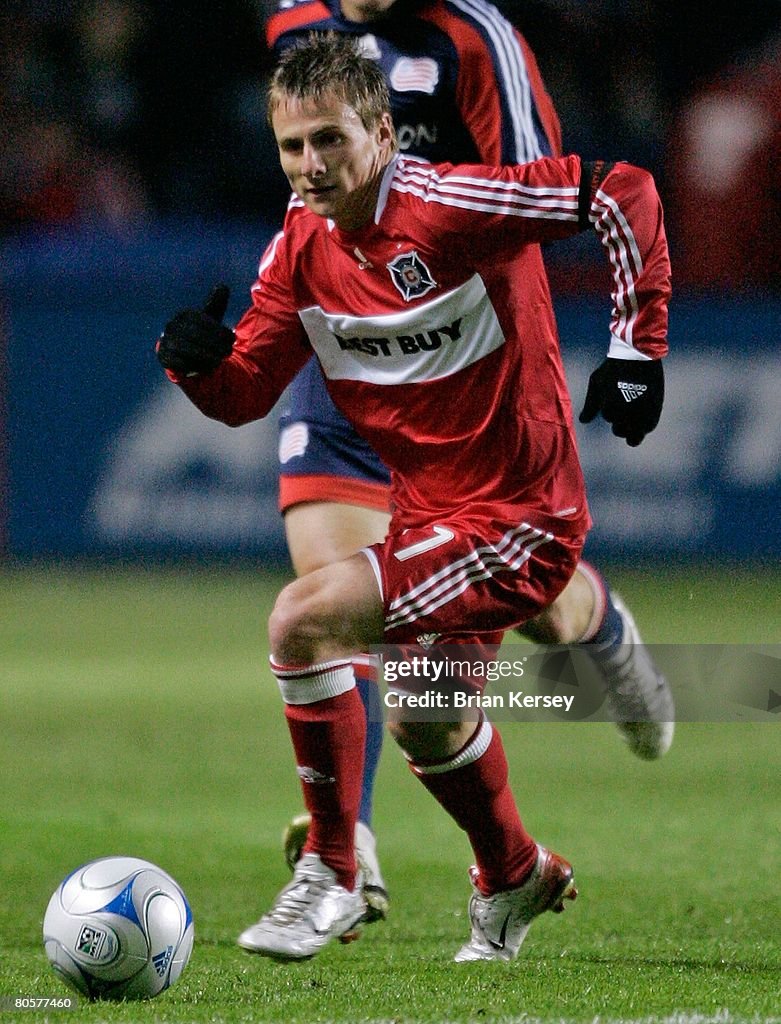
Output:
[1,0,780,568]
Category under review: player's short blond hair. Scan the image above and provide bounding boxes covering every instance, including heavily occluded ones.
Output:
[268,32,397,145]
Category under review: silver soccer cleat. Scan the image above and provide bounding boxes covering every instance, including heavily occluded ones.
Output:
[283,814,389,924]
[237,853,366,961]
[454,845,577,963]
[596,593,675,760]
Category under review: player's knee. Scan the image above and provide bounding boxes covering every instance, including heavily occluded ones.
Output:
[518,602,567,644]
[387,717,463,762]
[386,716,411,749]
[518,565,596,644]
[388,718,429,760]
[268,579,325,664]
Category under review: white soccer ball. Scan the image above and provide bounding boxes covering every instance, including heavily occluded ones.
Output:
[43,856,194,1001]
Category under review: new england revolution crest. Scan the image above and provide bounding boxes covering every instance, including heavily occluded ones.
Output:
[387,250,437,301]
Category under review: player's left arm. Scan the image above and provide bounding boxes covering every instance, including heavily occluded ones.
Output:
[460,154,670,444]
[575,158,671,446]
[412,154,669,446]
[429,154,669,444]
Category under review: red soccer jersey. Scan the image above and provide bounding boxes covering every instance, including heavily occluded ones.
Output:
[173,154,670,538]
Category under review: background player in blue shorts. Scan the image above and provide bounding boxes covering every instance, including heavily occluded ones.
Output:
[268,0,674,924]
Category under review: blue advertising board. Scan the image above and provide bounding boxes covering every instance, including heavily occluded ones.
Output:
[4,226,780,562]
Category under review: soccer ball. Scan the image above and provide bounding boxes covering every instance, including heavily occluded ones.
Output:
[43,856,194,1001]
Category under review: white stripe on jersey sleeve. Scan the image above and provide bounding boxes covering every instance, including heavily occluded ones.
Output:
[251,230,285,293]
[393,162,579,221]
[251,193,304,294]
[448,0,541,162]
[590,187,644,352]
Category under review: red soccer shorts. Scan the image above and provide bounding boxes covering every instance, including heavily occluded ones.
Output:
[362,516,585,646]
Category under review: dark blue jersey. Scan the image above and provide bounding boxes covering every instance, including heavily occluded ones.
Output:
[267,0,561,165]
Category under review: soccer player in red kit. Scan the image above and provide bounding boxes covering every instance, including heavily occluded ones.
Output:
[267,0,674,919]
[156,35,671,962]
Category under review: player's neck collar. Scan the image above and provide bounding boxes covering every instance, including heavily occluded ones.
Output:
[327,154,399,237]
[374,154,400,224]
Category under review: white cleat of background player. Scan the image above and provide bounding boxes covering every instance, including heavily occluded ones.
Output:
[599,594,675,759]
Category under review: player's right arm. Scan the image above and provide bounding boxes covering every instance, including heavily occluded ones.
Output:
[156,224,311,427]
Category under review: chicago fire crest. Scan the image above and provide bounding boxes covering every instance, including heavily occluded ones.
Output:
[386,250,437,301]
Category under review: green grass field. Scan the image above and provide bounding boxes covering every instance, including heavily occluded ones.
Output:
[2,564,780,1024]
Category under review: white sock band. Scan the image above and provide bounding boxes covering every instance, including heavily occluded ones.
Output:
[270,657,356,705]
[410,715,493,775]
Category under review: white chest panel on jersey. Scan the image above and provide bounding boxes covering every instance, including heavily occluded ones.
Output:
[297,273,506,385]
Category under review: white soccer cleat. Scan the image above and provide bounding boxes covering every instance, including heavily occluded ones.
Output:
[454,845,577,963]
[283,814,389,924]
[596,593,675,760]
[237,853,366,961]
[354,821,390,922]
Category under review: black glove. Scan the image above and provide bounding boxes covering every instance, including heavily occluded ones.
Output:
[156,285,235,376]
[579,357,664,446]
